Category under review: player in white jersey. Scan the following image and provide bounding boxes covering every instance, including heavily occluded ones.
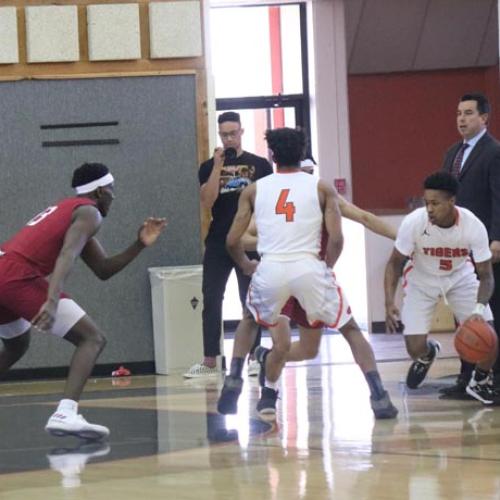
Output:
[217,159,398,420]
[385,172,498,404]
[226,128,344,418]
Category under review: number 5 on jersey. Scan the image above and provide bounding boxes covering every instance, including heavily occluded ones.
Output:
[275,189,296,222]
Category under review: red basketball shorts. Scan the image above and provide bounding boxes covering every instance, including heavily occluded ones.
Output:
[0,253,86,339]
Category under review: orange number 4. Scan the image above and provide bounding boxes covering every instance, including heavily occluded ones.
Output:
[275,189,296,222]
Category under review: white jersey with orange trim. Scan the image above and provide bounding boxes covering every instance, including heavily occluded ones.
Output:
[396,206,491,281]
[255,171,322,261]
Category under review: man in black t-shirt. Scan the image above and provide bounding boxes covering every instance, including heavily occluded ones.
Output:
[184,112,273,378]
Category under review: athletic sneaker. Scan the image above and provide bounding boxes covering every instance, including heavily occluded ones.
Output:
[439,373,471,399]
[254,346,270,387]
[45,412,110,440]
[217,375,243,415]
[257,387,278,420]
[406,339,441,389]
[183,363,220,379]
[247,358,260,377]
[370,391,398,419]
[466,373,495,405]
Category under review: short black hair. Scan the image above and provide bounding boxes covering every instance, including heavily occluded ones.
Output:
[423,171,458,196]
[71,162,110,189]
[218,112,241,125]
[265,128,307,167]
[460,92,490,115]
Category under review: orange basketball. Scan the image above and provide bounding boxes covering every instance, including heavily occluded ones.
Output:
[454,319,497,363]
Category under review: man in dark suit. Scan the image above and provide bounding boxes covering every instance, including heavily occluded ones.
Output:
[441,92,500,396]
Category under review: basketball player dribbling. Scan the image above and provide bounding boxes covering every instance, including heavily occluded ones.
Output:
[217,159,398,419]
[384,171,498,404]
[0,163,166,439]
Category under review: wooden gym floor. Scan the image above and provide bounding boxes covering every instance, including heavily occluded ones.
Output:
[1,332,500,500]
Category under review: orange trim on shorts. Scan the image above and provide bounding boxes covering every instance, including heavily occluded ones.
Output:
[318,281,344,329]
[247,283,278,328]
[330,284,344,328]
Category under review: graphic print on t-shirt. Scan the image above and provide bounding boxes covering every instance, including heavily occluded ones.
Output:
[219,164,257,194]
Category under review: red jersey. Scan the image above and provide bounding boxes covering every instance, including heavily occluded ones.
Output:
[2,197,96,276]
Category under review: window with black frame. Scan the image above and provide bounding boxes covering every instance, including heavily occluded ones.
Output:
[210,2,311,162]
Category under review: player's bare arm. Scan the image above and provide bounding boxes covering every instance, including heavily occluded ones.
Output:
[384,248,408,333]
[81,217,167,280]
[200,148,225,210]
[32,205,102,331]
[241,215,258,252]
[468,259,495,322]
[338,197,397,240]
[226,184,258,275]
[319,180,343,267]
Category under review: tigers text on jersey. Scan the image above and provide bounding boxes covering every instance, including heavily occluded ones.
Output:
[1,197,96,276]
[395,206,491,278]
[255,171,322,259]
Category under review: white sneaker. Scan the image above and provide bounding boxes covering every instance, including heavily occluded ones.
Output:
[183,363,220,378]
[247,358,260,377]
[45,412,110,440]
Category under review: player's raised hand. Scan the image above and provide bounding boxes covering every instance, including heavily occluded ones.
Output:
[138,217,167,247]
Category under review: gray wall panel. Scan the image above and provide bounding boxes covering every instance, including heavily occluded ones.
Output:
[0,75,202,369]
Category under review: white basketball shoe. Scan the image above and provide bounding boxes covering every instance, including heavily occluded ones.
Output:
[45,412,110,440]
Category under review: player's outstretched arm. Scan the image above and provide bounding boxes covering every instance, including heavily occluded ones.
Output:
[32,205,102,331]
[226,185,258,275]
[319,181,343,268]
[81,217,167,280]
[338,197,397,240]
[384,248,407,333]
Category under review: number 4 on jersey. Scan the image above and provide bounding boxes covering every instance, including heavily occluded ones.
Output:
[275,189,296,222]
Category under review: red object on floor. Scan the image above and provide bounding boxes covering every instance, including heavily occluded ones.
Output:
[112,365,131,377]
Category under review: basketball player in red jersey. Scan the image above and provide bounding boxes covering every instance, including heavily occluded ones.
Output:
[218,160,398,419]
[0,163,166,439]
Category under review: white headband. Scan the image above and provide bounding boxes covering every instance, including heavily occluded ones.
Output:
[75,173,114,194]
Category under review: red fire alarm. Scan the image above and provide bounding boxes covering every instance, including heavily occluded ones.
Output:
[334,178,347,195]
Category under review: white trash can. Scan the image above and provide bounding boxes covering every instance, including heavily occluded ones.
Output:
[148,265,205,375]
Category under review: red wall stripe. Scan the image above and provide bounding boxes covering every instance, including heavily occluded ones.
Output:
[269,6,285,128]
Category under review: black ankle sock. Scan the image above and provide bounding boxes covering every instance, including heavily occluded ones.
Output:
[474,368,489,382]
[365,371,386,399]
[229,357,245,378]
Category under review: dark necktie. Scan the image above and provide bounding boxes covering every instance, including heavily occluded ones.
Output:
[451,143,470,177]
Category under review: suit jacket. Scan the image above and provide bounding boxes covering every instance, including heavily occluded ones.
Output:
[442,132,500,241]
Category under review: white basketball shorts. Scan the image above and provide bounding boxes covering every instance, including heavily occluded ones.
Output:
[401,268,492,335]
[247,256,344,328]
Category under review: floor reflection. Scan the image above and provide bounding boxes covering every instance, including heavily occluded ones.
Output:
[47,442,111,489]
[2,334,500,499]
